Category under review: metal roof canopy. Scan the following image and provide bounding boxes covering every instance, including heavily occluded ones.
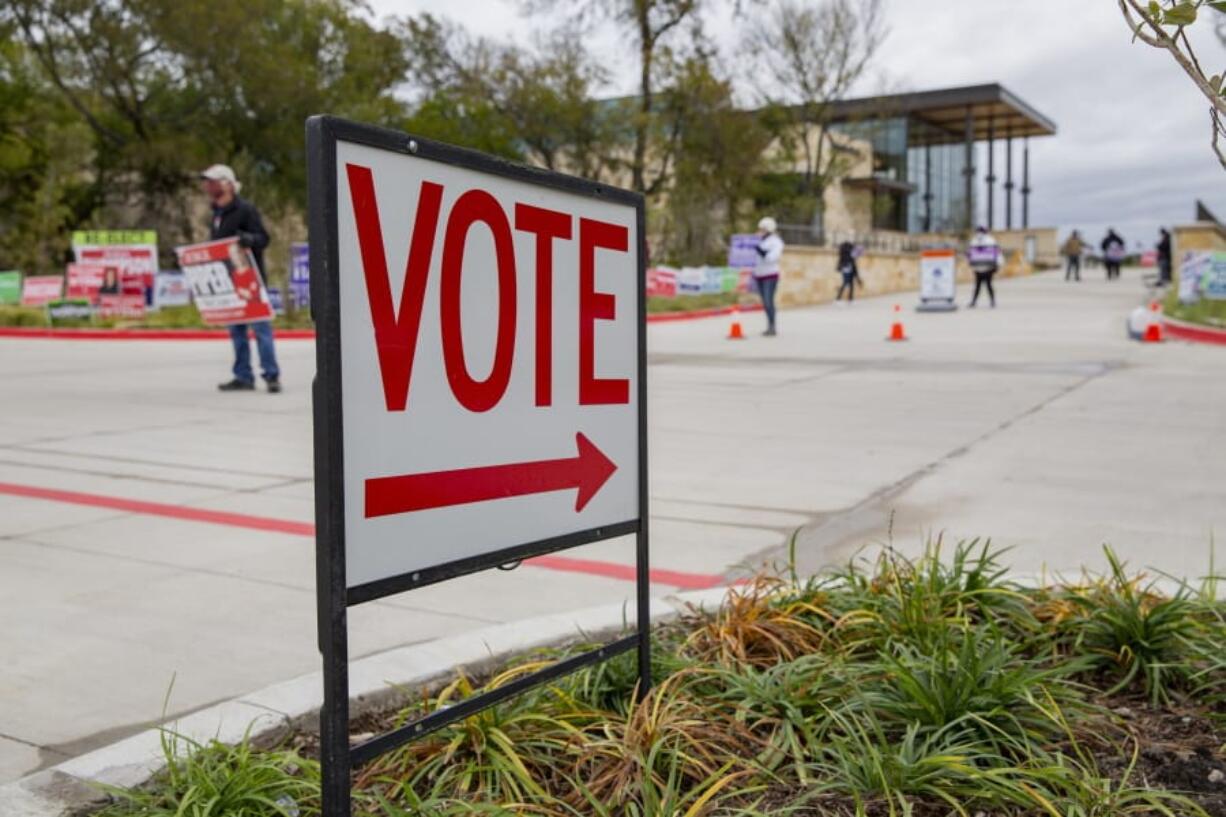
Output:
[827,84,1057,146]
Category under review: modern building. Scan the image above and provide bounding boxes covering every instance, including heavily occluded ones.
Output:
[792,83,1057,242]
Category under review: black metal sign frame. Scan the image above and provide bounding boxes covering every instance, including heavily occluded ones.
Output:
[306,115,650,817]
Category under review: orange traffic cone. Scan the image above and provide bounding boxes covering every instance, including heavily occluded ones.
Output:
[1143,301,1163,343]
[727,305,745,340]
[887,304,908,342]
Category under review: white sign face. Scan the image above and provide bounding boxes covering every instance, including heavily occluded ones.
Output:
[335,139,641,589]
[920,249,957,301]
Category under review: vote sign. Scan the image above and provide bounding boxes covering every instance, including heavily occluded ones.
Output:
[314,119,645,597]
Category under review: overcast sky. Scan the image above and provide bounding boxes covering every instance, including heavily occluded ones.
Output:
[366,0,1224,246]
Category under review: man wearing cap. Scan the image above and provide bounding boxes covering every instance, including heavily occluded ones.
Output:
[200,164,281,393]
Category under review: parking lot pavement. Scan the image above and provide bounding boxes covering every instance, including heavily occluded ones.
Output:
[3,266,1222,780]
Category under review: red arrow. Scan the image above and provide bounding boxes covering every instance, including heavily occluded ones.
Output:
[364,433,617,518]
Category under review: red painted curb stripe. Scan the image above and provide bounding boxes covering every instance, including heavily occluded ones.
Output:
[0,480,725,589]
[0,327,317,340]
[0,481,315,535]
[1162,317,1226,346]
[646,304,764,324]
[0,305,763,340]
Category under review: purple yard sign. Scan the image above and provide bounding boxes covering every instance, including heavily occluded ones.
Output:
[290,242,310,308]
[727,234,760,268]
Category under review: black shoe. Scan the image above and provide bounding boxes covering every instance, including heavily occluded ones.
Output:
[266,379,282,394]
[218,379,256,392]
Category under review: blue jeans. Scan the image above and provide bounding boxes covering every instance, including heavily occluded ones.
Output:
[229,321,280,383]
[756,275,778,329]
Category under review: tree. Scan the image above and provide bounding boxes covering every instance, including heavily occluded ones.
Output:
[3,0,410,251]
[1118,0,1226,170]
[745,0,884,235]
[523,0,716,195]
[656,56,775,262]
[398,15,619,179]
[0,37,94,274]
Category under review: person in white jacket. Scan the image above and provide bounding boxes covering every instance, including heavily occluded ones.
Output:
[967,226,1001,308]
[753,216,785,335]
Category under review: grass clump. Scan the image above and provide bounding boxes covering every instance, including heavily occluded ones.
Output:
[92,541,1226,817]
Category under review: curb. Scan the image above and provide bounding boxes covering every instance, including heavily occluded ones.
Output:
[0,305,762,340]
[0,586,731,817]
[0,327,317,341]
[1162,315,1226,346]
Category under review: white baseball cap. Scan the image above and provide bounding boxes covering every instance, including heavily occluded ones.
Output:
[758,216,777,233]
[199,164,241,193]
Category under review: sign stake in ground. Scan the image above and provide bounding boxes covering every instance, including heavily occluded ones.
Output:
[307,116,649,817]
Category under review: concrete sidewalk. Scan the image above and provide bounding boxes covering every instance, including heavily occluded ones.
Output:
[2,266,1223,782]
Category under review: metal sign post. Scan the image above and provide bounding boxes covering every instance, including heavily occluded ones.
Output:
[307,116,650,816]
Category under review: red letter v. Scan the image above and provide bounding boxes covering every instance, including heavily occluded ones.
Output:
[345,164,443,411]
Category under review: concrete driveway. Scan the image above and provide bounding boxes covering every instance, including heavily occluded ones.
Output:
[2,266,1222,781]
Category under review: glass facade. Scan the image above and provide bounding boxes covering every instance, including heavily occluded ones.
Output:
[831,115,975,235]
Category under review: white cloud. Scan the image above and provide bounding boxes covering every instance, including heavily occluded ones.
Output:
[367,0,1226,243]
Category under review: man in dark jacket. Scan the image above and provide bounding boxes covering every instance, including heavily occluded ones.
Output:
[200,164,281,393]
[1157,228,1173,285]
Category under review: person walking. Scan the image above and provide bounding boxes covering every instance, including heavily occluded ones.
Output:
[835,240,861,303]
[753,216,784,336]
[967,226,1001,308]
[1157,228,1173,286]
[1061,230,1084,282]
[200,164,281,393]
[1101,228,1125,281]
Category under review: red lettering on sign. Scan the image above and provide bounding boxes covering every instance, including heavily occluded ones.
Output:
[440,190,517,413]
[346,164,442,412]
[514,204,571,407]
[578,218,630,405]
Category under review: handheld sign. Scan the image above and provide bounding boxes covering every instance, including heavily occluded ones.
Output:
[307,116,649,817]
[175,237,274,325]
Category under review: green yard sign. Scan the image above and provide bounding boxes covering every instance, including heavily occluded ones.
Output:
[0,271,21,305]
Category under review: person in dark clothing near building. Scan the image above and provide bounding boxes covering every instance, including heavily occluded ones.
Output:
[1156,228,1173,285]
[1060,230,1084,282]
[967,226,1001,308]
[1101,228,1126,281]
[200,164,281,393]
[835,240,862,302]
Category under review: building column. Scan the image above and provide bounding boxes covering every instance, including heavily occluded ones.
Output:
[985,119,996,230]
[1004,132,1014,230]
[923,142,933,232]
[1022,137,1031,229]
[963,106,975,233]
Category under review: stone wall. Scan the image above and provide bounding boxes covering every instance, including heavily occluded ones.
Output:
[776,244,1032,308]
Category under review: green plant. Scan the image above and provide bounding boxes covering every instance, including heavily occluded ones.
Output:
[1059,547,1204,703]
[96,727,318,817]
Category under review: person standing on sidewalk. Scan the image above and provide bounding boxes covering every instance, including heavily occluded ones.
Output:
[835,240,861,303]
[1061,230,1084,282]
[967,226,1001,308]
[753,216,785,336]
[1157,228,1173,285]
[200,164,281,393]
[1101,228,1126,281]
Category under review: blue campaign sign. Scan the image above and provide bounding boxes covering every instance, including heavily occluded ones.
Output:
[727,234,760,268]
[1203,252,1226,300]
[289,242,310,308]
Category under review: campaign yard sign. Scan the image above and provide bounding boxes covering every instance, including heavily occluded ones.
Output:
[0,271,21,305]
[290,241,310,308]
[71,230,158,302]
[175,237,274,325]
[308,116,648,817]
[66,263,108,302]
[153,270,193,308]
[21,275,63,306]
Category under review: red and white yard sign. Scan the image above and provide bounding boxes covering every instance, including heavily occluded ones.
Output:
[335,140,641,589]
